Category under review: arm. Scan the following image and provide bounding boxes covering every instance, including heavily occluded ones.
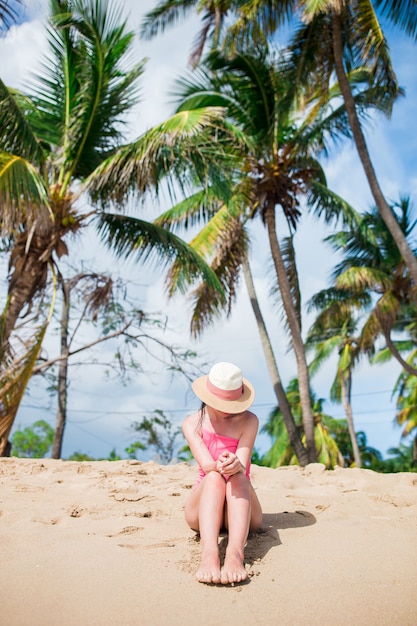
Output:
[182,412,219,474]
[219,412,259,477]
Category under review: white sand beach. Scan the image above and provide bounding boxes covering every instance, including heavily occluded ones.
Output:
[1,459,416,625]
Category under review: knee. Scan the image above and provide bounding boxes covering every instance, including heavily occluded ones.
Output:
[227,473,250,497]
[203,470,226,489]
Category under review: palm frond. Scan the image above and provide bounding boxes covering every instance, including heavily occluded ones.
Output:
[186,204,240,258]
[0,0,24,34]
[97,212,223,296]
[0,152,51,235]
[87,106,232,206]
[348,0,399,99]
[0,267,57,455]
[290,6,400,104]
[185,212,248,336]
[307,334,343,376]
[360,310,382,352]
[154,187,224,232]
[0,323,48,454]
[30,0,145,184]
[314,422,344,468]
[140,0,197,40]
[223,0,288,52]
[308,182,361,228]
[335,266,392,292]
[374,0,417,38]
[0,80,44,162]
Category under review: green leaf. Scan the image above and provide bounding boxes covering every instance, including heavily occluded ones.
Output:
[0,152,51,235]
[97,212,224,296]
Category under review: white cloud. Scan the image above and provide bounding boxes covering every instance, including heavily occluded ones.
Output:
[0,19,47,86]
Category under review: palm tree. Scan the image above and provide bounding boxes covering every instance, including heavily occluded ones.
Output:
[1,0,142,349]
[0,0,228,454]
[394,372,417,464]
[242,256,309,465]
[383,441,417,472]
[354,431,384,470]
[288,2,417,284]
[141,0,234,67]
[305,197,417,470]
[306,305,364,467]
[231,1,417,283]
[145,48,361,463]
[307,196,417,469]
[147,1,417,282]
[326,197,417,376]
[261,378,345,469]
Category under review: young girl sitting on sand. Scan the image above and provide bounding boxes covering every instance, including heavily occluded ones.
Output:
[182,361,263,585]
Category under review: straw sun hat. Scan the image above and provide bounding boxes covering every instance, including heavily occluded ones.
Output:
[192,362,255,414]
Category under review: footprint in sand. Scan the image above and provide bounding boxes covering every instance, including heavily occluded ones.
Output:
[110,492,154,503]
[106,526,144,538]
[372,493,415,508]
[14,484,44,493]
[32,516,61,525]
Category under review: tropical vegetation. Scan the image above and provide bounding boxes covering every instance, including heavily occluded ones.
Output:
[0,0,416,468]
[143,0,417,281]
[0,0,229,454]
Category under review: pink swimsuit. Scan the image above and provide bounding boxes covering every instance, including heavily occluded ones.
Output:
[194,427,251,488]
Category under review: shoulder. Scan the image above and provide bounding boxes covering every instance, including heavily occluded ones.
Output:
[182,411,201,435]
[243,410,259,436]
[244,410,259,426]
[236,409,258,437]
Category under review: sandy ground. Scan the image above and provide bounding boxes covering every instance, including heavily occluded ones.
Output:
[1,458,416,626]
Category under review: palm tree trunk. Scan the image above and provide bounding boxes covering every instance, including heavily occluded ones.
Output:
[242,256,309,466]
[332,12,417,285]
[340,373,362,468]
[0,235,49,354]
[264,205,317,463]
[384,330,417,377]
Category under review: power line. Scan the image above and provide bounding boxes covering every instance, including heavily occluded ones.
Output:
[20,385,397,415]
[19,402,399,426]
[69,421,124,449]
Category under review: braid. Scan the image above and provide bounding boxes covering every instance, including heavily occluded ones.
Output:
[196,402,206,432]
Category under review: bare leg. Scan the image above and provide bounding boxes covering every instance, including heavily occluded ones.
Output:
[221,474,254,585]
[249,482,263,532]
[185,471,226,584]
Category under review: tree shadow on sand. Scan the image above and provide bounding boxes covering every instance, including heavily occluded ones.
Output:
[217,509,317,583]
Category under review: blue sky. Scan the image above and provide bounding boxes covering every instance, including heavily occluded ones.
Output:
[0,1,416,461]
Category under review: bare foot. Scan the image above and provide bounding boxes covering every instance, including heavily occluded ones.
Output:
[220,548,247,585]
[195,547,221,584]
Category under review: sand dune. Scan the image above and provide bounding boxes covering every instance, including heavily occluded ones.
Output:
[1,458,416,625]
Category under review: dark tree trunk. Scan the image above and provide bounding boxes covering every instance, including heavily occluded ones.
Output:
[242,257,309,466]
[341,374,362,468]
[0,233,50,353]
[51,280,70,459]
[264,205,317,463]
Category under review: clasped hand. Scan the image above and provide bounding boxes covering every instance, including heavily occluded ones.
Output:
[216,451,243,478]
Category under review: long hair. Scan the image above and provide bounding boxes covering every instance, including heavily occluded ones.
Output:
[196,402,207,432]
